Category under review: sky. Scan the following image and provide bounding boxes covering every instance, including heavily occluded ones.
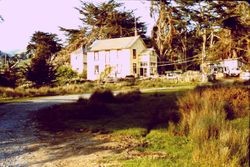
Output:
[0,0,154,54]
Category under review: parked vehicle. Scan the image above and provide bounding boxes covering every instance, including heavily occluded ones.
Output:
[165,72,177,80]
[240,71,250,81]
[229,68,241,77]
[165,71,182,80]
[124,75,136,82]
[102,76,119,83]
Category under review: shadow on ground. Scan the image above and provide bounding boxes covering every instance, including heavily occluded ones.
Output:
[26,89,187,165]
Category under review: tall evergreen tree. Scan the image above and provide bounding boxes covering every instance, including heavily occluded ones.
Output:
[26,31,62,86]
[76,0,147,40]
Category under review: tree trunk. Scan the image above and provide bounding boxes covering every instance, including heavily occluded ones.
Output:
[209,30,214,49]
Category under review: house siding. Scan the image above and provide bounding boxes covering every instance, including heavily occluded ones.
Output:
[129,38,147,76]
[70,47,87,74]
[87,49,131,80]
[86,36,158,80]
[139,49,158,77]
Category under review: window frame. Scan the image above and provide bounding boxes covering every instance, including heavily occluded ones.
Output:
[133,49,136,59]
[94,65,99,75]
[94,52,99,61]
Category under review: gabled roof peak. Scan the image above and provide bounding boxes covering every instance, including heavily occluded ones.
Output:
[90,36,141,51]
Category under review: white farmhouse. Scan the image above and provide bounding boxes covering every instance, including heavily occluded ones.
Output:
[87,36,158,80]
[70,46,87,74]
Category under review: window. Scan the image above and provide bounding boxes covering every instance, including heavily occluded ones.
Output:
[105,50,110,64]
[150,67,154,75]
[140,62,148,67]
[133,49,136,59]
[116,64,122,74]
[117,49,121,59]
[143,68,147,77]
[94,52,99,61]
[133,63,137,74]
[94,65,99,75]
[150,62,156,66]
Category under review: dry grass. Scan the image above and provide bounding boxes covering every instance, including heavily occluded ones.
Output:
[177,85,250,166]
[0,83,97,99]
[178,86,249,134]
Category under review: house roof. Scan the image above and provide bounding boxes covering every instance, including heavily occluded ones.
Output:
[140,48,155,55]
[90,36,141,51]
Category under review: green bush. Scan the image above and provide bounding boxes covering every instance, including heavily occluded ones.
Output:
[89,88,115,103]
[56,65,78,85]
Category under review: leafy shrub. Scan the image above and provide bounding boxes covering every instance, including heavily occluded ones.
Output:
[0,69,18,87]
[56,65,78,85]
[0,87,24,98]
[78,70,87,79]
[89,88,115,103]
[57,65,77,78]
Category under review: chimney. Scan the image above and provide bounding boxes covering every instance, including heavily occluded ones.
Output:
[134,17,138,36]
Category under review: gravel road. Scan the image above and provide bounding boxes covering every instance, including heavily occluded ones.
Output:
[0,94,87,167]
[0,87,193,166]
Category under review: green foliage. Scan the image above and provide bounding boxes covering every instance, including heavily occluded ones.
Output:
[56,65,78,84]
[0,82,96,99]
[25,31,62,86]
[76,0,147,39]
[27,31,62,56]
[26,55,57,86]
[99,65,113,82]
[57,65,77,78]
[79,70,87,79]
[0,68,18,87]
[150,1,249,71]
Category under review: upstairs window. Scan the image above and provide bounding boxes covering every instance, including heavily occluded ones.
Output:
[94,52,99,61]
[133,49,136,59]
[117,49,121,59]
[105,50,110,64]
[94,65,99,75]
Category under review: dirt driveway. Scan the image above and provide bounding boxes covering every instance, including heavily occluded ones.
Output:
[0,94,121,167]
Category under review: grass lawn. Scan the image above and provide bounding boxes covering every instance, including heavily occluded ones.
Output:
[33,86,249,166]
